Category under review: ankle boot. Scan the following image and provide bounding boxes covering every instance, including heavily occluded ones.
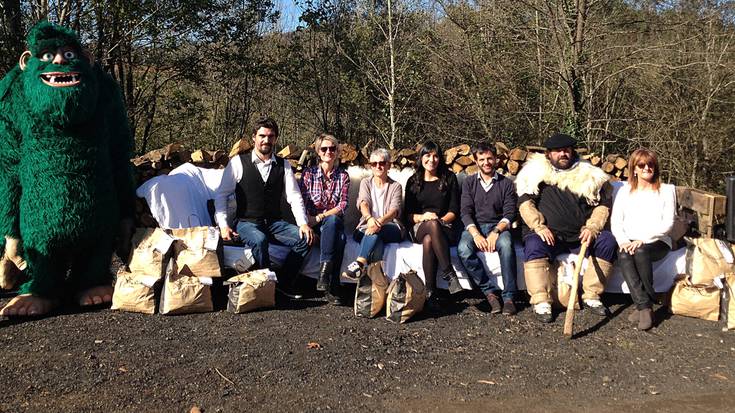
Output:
[638,308,654,331]
[441,268,463,295]
[317,261,333,292]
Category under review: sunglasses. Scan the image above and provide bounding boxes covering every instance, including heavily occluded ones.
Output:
[319,146,337,153]
[370,161,388,168]
[636,162,655,169]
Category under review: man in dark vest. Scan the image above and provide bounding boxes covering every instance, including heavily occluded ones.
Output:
[215,116,314,298]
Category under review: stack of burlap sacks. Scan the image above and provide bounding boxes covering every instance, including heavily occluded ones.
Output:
[354,262,427,324]
[112,226,277,315]
[670,238,735,330]
[114,229,428,322]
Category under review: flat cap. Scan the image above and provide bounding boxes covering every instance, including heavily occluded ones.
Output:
[544,133,577,150]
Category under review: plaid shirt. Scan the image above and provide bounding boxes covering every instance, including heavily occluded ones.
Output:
[299,165,350,216]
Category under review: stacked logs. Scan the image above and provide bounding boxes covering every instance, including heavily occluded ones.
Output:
[131,140,630,227]
[271,141,630,180]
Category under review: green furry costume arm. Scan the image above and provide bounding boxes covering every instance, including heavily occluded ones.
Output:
[0,66,23,242]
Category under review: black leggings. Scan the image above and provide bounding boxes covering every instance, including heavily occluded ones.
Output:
[414,220,453,294]
[617,240,669,310]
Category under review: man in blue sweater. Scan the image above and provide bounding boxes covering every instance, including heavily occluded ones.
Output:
[457,143,519,315]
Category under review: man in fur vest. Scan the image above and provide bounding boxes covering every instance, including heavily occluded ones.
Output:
[515,133,617,323]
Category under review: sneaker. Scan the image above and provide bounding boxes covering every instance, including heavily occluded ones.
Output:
[533,303,553,323]
[502,300,517,316]
[583,299,610,317]
[341,261,364,280]
[486,293,502,314]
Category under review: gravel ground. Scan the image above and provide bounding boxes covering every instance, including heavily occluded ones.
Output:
[1,289,734,413]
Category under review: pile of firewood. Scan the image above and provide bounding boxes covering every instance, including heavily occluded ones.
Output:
[267,140,630,179]
[131,140,631,227]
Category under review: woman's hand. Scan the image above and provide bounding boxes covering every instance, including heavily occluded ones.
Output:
[365,216,382,235]
[620,240,643,255]
[421,212,439,222]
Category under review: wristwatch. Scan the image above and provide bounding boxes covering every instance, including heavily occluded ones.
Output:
[492,228,501,234]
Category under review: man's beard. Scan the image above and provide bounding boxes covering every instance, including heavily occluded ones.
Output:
[550,156,573,170]
[259,144,272,155]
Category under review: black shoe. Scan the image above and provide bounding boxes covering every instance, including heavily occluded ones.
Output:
[583,299,610,317]
[316,261,333,292]
[442,269,463,295]
[325,291,344,306]
[276,285,304,300]
[425,293,442,314]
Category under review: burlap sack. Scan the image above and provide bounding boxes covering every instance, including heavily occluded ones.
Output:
[670,275,720,321]
[128,228,173,278]
[386,270,426,324]
[551,262,581,310]
[170,227,222,277]
[225,269,276,313]
[111,272,159,315]
[685,238,735,285]
[159,269,213,315]
[721,273,735,330]
[354,261,389,318]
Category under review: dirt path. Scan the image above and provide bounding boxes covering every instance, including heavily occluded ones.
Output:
[1,295,733,412]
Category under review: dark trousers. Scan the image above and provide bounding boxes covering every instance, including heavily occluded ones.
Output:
[523,230,617,263]
[618,241,669,310]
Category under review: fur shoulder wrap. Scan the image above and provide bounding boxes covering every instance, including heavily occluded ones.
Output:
[515,153,610,206]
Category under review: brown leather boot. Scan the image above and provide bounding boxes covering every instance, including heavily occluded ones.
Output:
[638,308,654,331]
[627,309,640,324]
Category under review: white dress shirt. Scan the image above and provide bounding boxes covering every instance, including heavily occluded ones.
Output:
[215,151,308,228]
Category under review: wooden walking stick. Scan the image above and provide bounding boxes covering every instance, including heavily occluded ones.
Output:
[563,241,589,338]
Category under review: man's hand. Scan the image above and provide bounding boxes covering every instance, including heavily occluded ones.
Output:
[620,240,643,255]
[473,233,489,252]
[486,231,499,253]
[537,228,555,246]
[299,224,315,245]
[579,228,596,245]
[220,226,237,241]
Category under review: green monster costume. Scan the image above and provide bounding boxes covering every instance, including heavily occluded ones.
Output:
[0,21,135,310]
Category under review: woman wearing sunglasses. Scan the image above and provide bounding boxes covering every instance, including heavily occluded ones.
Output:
[611,148,676,331]
[342,148,405,279]
[299,133,350,304]
[403,141,463,312]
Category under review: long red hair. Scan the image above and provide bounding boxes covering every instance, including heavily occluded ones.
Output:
[627,148,661,191]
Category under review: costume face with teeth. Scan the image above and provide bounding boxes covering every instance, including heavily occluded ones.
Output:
[19,27,98,126]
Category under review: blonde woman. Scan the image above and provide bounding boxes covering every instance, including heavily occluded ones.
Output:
[342,148,405,279]
[299,134,350,304]
[611,148,675,331]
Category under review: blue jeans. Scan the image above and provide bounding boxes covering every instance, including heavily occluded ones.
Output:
[353,223,403,263]
[457,224,518,301]
[314,215,346,264]
[236,219,310,283]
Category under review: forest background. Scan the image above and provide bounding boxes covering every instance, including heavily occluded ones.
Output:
[0,0,733,192]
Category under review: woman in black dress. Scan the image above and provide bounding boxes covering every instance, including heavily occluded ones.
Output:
[404,141,463,311]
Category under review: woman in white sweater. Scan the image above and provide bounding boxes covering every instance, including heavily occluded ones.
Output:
[611,148,676,331]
